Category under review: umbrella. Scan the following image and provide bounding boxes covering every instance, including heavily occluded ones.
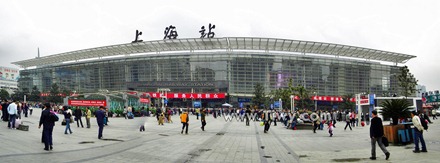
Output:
[222,103,233,107]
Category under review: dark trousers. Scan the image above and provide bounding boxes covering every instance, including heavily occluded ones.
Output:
[264,121,271,133]
[76,117,84,127]
[313,122,318,133]
[414,129,427,151]
[43,126,54,149]
[274,118,277,126]
[181,122,188,133]
[344,121,352,130]
[246,117,250,126]
[98,123,104,139]
[8,114,16,128]
[371,137,388,157]
[201,120,206,130]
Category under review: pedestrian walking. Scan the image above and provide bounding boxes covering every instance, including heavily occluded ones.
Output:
[263,111,272,133]
[370,110,390,160]
[201,108,206,131]
[85,107,91,128]
[39,103,58,151]
[74,107,84,128]
[328,121,334,137]
[432,109,437,120]
[95,106,105,139]
[63,107,73,134]
[180,110,189,134]
[411,111,428,153]
[344,111,352,130]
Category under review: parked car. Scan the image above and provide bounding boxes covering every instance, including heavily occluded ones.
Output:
[435,109,440,116]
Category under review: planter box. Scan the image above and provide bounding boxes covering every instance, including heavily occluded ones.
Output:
[383,124,405,144]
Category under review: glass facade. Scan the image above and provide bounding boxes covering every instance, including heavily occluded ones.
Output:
[18,51,404,97]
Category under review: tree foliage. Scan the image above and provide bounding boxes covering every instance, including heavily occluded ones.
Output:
[29,86,41,102]
[340,94,355,111]
[252,83,266,109]
[0,89,9,100]
[48,83,62,103]
[379,99,411,125]
[398,66,418,97]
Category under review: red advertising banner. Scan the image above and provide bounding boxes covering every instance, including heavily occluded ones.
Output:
[144,92,226,99]
[140,98,150,103]
[68,100,107,106]
[312,96,344,102]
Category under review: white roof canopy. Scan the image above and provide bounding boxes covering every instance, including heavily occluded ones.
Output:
[12,37,416,68]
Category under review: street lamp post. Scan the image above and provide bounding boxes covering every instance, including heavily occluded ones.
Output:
[314,92,317,111]
[290,95,294,113]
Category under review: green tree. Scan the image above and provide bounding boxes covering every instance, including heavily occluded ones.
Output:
[252,83,266,109]
[340,94,355,111]
[398,66,418,97]
[48,83,62,103]
[0,89,10,100]
[291,84,314,110]
[29,86,41,102]
[379,99,411,125]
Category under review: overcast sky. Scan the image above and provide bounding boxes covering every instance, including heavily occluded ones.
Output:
[1,0,439,90]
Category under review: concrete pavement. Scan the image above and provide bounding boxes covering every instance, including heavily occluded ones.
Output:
[0,109,440,162]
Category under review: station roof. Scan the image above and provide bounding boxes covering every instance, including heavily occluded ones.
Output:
[12,37,416,68]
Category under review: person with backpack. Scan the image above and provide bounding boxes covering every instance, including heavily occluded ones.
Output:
[39,103,58,151]
[411,111,427,153]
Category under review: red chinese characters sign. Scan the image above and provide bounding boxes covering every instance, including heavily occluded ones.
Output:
[68,100,107,106]
[140,98,150,103]
[312,96,344,102]
[145,92,225,99]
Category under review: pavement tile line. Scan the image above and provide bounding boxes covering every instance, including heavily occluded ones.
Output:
[269,128,300,161]
[180,122,232,163]
[254,122,268,163]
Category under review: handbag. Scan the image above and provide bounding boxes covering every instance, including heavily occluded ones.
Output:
[70,116,74,123]
[382,137,389,147]
[61,119,67,126]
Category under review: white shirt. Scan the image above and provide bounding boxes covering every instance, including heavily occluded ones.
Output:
[412,115,423,131]
[7,102,18,115]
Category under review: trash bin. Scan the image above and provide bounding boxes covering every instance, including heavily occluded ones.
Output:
[398,129,410,144]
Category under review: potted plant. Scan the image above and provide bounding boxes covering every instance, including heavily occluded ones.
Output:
[380,99,411,125]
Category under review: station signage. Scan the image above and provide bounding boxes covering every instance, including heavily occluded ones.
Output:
[145,92,225,99]
[68,100,107,106]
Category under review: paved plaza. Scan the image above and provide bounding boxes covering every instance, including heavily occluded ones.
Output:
[1,109,440,163]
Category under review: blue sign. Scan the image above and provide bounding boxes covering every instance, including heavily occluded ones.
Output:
[164,99,168,104]
[193,101,201,108]
[270,104,274,109]
[239,102,243,108]
[238,98,251,102]
[274,101,280,108]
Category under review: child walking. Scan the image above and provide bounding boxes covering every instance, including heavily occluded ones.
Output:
[328,121,334,137]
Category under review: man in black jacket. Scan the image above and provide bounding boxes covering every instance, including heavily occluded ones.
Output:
[39,103,57,151]
[370,110,390,160]
[74,107,84,128]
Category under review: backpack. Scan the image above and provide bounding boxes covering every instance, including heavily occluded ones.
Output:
[50,112,59,122]
[419,116,428,130]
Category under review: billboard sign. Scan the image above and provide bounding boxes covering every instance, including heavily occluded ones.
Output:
[68,100,107,106]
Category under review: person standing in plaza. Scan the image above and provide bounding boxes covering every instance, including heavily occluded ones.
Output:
[431,109,437,120]
[201,108,206,131]
[7,100,18,129]
[411,111,427,153]
[63,107,73,134]
[39,103,58,151]
[85,107,91,128]
[74,107,84,128]
[369,110,390,160]
[180,109,189,134]
[95,106,105,139]
[245,108,251,126]
[344,111,352,131]
[2,100,10,122]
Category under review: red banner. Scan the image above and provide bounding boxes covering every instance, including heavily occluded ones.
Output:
[68,100,107,106]
[140,98,150,103]
[312,96,344,102]
[145,92,226,99]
